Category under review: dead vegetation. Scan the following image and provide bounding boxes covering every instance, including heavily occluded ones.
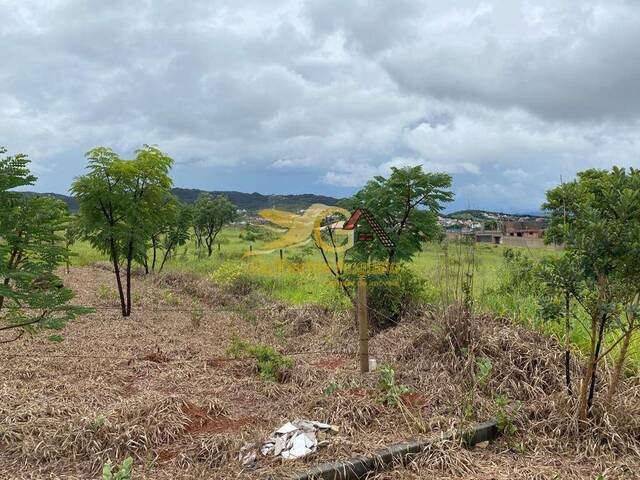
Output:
[1,265,638,479]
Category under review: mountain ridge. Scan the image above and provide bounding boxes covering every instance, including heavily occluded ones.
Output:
[22,188,341,213]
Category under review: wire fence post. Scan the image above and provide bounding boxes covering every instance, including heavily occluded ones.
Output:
[357,276,369,373]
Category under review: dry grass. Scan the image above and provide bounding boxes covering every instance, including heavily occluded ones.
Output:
[0,266,638,479]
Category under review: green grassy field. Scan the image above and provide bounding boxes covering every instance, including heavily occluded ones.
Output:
[70,225,639,369]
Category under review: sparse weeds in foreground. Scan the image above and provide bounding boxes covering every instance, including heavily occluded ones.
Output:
[90,414,108,432]
[377,363,410,406]
[190,305,204,329]
[162,289,180,306]
[323,378,362,396]
[227,337,293,381]
[463,356,493,421]
[97,284,117,301]
[494,393,520,438]
[102,456,133,480]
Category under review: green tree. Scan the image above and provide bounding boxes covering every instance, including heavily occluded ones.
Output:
[536,254,585,396]
[193,193,237,257]
[544,167,640,419]
[157,202,192,273]
[0,147,88,342]
[341,165,453,271]
[484,219,498,231]
[145,192,179,273]
[72,145,173,317]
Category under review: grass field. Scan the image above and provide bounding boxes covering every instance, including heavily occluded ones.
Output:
[70,225,639,370]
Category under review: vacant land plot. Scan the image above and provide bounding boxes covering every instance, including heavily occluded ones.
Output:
[1,264,638,479]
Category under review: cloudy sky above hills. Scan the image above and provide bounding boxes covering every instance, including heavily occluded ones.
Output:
[2,0,639,212]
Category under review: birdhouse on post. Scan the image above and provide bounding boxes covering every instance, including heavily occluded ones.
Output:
[343,208,395,249]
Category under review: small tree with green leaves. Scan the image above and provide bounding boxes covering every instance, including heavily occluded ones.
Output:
[158,202,192,272]
[0,147,88,342]
[536,254,585,396]
[341,165,453,272]
[333,166,452,326]
[193,193,237,257]
[72,145,173,317]
[144,195,192,273]
[544,166,640,419]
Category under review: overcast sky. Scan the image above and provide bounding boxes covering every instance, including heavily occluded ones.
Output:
[2,0,640,212]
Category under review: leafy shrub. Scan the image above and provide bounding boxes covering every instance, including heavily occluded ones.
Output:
[377,363,410,406]
[367,267,426,330]
[227,337,294,381]
[475,356,493,387]
[494,394,521,437]
[239,224,278,242]
[102,456,133,480]
[499,249,537,294]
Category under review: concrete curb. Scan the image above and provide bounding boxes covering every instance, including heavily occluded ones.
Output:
[289,420,499,480]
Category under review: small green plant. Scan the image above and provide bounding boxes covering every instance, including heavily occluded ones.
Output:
[190,306,204,329]
[463,356,493,420]
[366,268,426,330]
[162,289,180,306]
[47,334,64,343]
[377,363,410,406]
[102,456,133,480]
[323,381,344,396]
[494,393,521,437]
[97,284,116,301]
[475,356,493,387]
[227,337,294,381]
[91,414,108,431]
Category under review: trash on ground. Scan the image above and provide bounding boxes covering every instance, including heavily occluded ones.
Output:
[241,419,338,465]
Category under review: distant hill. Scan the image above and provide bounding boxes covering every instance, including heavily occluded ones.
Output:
[22,192,79,212]
[170,188,341,212]
[23,189,341,213]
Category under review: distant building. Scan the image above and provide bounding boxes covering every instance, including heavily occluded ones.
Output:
[474,231,503,244]
[502,219,547,239]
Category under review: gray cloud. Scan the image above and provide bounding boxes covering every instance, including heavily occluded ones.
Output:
[1,0,639,212]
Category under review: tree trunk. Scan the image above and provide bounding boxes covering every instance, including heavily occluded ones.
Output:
[0,248,19,309]
[206,237,213,257]
[151,236,158,272]
[564,291,572,396]
[586,313,608,415]
[0,278,10,310]
[109,238,127,317]
[158,241,174,273]
[125,257,132,317]
[578,312,599,421]
[606,314,635,404]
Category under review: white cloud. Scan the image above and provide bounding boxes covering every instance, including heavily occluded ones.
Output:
[1,0,639,210]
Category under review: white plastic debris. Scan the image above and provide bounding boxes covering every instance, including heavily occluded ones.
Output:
[257,419,338,461]
[368,358,378,371]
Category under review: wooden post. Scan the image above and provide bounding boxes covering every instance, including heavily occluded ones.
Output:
[279,249,284,276]
[249,244,253,253]
[357,277,369,373]
[218,242,221,252]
